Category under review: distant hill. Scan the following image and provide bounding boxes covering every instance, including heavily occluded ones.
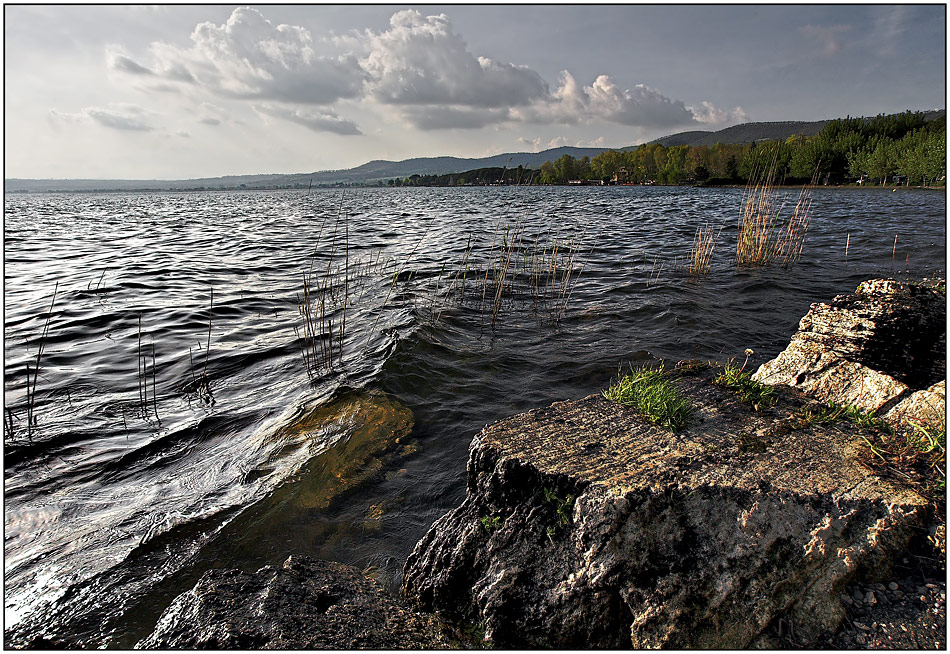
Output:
[649,121,828,147]
[4,146,614,193]
[648,130,714,147]
[6,111,944,192]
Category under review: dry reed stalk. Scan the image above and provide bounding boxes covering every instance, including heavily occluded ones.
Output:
[151,342,160,423]
[776,184,812,266]
[137,313,146,414]
[688,223,717,276]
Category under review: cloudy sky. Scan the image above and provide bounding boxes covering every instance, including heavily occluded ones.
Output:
[4,3,945,180]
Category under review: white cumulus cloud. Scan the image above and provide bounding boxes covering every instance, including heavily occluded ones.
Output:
[360,10,548,111]
[516,71,744,129]
[111,7,364,105]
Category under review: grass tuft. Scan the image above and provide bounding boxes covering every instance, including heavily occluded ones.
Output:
[603,365,691,432]
[714,363,776,410]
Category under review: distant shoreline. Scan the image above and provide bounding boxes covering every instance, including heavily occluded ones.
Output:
[4,183,946,195]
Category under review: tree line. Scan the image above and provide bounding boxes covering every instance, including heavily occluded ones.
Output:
[388,166,535,187]
[535,111,945,186]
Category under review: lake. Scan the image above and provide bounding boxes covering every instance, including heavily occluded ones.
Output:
[3,185,945,646]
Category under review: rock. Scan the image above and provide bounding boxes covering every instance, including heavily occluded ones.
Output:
[267,389,415,510]
[402,366,929,649]
[752,279,945,424]
[137,556,446,649]
[889,582,899,591]
[885,380,946,430]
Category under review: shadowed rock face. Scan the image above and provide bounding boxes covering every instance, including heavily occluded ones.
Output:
[753,278,946,425]
[137,556,446,649]
[401,365,929,649]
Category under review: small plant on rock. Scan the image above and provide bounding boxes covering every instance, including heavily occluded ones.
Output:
[602,364,691,432]
[714,353,776,411]
[542,487,575,544]
[480,515,502,534]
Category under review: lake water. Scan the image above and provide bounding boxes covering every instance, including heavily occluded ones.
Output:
[3,185,945,646]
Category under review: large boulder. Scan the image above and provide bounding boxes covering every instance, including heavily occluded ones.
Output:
[401,365,930,648]
[137,556,447,649]
[752,278,946,426]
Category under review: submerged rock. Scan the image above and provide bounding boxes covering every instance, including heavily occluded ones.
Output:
[266,389,415,510]
[401,365,929,648]
[752,278,946,426]
[137,556,446,649]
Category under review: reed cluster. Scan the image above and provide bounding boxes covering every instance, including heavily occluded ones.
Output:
[137,314,161,422]
[442,214,589,327]
[297,204,400,378]
[735,149,814,268]
[296,215,350,376]
[186,289,215,407]
[688,223,717,276]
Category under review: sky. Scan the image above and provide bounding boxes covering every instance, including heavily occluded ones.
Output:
[3,3,946,180]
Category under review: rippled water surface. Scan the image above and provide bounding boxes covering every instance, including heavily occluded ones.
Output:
[4,186,945,645]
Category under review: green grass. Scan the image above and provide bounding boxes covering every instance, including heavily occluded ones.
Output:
[795,402,945,500]
[713,363,776,410]
[480,515,502,534]
[602,366,691,432]
[795,401,892,432]
[542,487,575,544]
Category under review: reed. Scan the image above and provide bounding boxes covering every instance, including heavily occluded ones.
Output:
[775,183,813,266]
[8,283,59,441]
[735,152,782,267]
[735,147,814,268]
[688,223,717,276]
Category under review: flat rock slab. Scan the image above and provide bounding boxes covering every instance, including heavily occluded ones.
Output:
[138,556,446,649]
[402,365,929,649]
[753,278,945,423]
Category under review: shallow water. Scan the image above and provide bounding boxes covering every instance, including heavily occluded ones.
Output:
[3,185,945,646]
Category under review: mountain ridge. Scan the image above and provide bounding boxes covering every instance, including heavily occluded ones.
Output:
[7,111,943,192]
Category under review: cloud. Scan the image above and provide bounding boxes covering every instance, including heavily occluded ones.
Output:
[112,7,364,104]
[517,135,571,152]
[516,71,743,129]
[107,49,154,76]
[254,103,362,135]
[99,7,746,137]
[868,5,909,56]
[360,10,548,108]
[799,24,852,56]
[49,103,155,131]
[688,101,748,125]
[196,102,237,127]
[399,106,510,130]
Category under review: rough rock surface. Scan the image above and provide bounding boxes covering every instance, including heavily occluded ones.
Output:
[752,278,946,425]
[401,365,930,648]
[137,556,446,649]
